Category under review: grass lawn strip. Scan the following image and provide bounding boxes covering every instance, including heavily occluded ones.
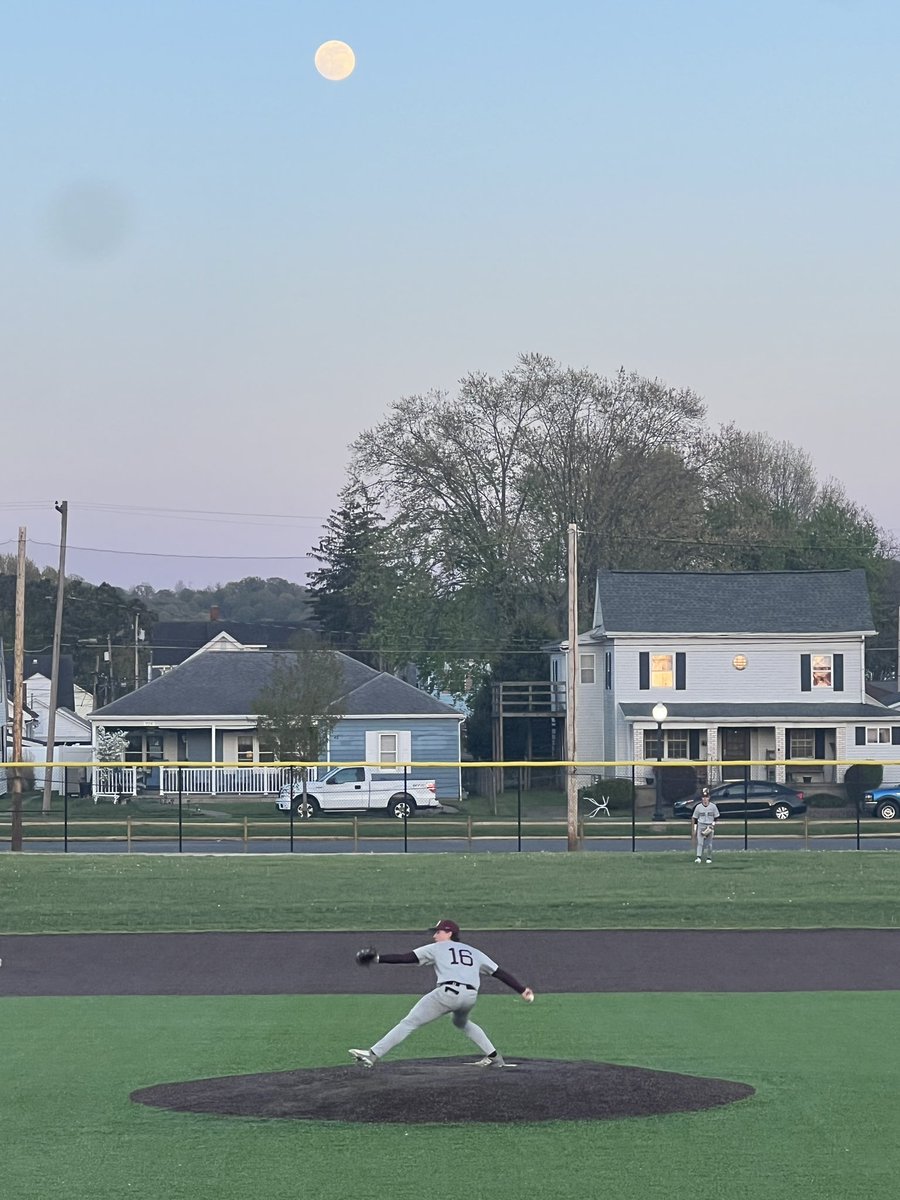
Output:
[2,992,898,1200]
[2,852,900,934]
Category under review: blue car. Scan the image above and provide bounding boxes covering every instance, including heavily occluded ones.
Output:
[863,786,900,820]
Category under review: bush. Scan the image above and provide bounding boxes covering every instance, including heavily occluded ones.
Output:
[580,778,635,812]
[659,765,698,804]
[844,764,883,808]
[805,791,849,809]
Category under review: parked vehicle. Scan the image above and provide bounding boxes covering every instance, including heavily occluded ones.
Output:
[673,781,806,821]
[862,786,900,820]
[275,765,438,819]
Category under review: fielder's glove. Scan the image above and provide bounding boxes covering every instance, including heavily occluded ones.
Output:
[355,947,378,967]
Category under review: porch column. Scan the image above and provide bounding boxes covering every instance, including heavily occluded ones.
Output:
[834,725,847,783]
[210,724,217,795]
[706,727,719,784]
[774,726,787,783]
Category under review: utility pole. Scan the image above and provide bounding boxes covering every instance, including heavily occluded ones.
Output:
[42,500,68,814]
[107,633,115,702]
[565,522,579,851]
[133,613,143,691]
[11,527,27,852]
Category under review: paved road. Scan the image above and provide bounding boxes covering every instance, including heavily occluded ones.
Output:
[2,835,899,853]
[3,929,900,996]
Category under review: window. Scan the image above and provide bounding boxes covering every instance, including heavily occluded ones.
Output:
[651,654,674,688]
[377,733,398,763]
[866,727,891,745]
[812,654,832,688]
[644,729,690,759]
[237,736,254,763]
[789,730,815,757]
[580,653,595,685]
[328,767,366,784]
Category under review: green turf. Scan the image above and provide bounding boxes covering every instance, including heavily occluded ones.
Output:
[2,851,900,934]
[2,991,897,1200]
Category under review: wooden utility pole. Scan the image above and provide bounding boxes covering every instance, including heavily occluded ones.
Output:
[11,527,27,852]
[42,500,68,814]
[565,522,579,851]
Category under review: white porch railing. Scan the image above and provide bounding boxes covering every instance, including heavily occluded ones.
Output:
[159,765,304,796]
[92,766,138,800]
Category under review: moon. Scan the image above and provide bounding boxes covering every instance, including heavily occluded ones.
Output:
[314,40,356,82]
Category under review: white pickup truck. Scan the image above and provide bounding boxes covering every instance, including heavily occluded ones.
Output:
[275,765,438,819]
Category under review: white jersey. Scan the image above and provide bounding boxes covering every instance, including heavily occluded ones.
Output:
[694,801,719,827]
[414,940,499,991]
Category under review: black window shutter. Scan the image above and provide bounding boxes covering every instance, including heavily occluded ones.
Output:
[815,730,826,759]
[800,655,811,692]
[855,726,866,746]
[833,654,844,692]
[605,652,612,690]
[689,730,700,759]
[892,728,900,746]
[675,652,686,691]
[639,652,650,690]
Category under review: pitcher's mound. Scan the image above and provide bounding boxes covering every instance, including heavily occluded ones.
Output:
[131,1057,754,1124]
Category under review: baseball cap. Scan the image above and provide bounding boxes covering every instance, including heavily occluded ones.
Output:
[431,919,460,936]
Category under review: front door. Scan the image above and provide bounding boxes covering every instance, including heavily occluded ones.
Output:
[720,728,751,780]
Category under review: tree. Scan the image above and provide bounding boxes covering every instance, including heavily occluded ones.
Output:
[252,644,346,816]
[307,482,391,663]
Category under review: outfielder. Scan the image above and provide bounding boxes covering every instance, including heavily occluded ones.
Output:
[692,788,720,863]
[349,918,535,1068]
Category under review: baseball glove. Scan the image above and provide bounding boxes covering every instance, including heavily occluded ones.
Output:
[355,947,378,967]
[699,824,714,839]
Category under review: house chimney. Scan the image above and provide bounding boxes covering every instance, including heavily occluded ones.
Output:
[210,605,220,622]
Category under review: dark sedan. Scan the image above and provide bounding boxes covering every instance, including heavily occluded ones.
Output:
[673,781,807,821]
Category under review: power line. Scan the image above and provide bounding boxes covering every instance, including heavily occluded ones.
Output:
[5,539,317,562]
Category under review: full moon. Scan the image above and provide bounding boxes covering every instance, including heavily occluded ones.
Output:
[314,40,356,81]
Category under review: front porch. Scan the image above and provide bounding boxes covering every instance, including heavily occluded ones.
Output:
[92,764,303,801]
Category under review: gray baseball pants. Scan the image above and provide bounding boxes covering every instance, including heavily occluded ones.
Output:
[370,983,496,1059]
[696,826,715,858]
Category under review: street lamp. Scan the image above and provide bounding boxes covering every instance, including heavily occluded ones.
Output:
[651,701,668,821]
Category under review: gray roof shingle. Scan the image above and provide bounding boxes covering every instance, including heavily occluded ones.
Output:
[593,569,875,635]
[91,650,461,721]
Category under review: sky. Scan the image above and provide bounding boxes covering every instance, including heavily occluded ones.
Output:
[2,0,898,591]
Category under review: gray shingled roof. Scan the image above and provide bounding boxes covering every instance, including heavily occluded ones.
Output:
[91,650,461,720]
[593,569,875,635]
[620,702,898,721]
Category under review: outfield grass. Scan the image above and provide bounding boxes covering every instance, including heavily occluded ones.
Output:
[2,851,900,934]
[3,991,898,1200]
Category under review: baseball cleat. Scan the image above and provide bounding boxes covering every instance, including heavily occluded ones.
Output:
[349,1048,377,1068]
[695,857,701,863]
[476,1053,506,1067]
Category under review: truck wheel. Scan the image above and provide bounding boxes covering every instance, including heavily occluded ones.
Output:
[388,795,416,819]
[295,796,320,819]
[877,801,898,820]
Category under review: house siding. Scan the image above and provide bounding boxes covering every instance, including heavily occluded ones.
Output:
[329,718,462,801]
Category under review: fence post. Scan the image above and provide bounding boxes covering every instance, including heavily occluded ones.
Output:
[64,786,68,854]
[127,816,132,854]
[631,764,636,853]
[743,766,749,852]
[178,766,183,853]
[517,767,522,852]
[856,799,861,851]
[403,765,408,853]
[289,764,295,854]
[804,807,809,851]
[467,814,473,851]
[244,815,249,851]
[353,815,358,853]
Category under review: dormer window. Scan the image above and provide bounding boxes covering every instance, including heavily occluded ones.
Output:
[639,651,686,691]
[800,653,843,692]
[651,654,673,688]
[812,655,832,688]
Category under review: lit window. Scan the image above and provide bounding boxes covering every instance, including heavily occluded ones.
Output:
[237,736,255,763]
[580,654,595,684]
[812,654,832,688]
[651,654,674,688]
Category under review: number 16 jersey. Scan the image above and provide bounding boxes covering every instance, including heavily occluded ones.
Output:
[414,941,498,990]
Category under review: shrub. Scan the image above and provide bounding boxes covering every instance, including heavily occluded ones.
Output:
[659,765,698,804]
[844,764,883,808]
[580,778,635,812]
[804,791,849,809]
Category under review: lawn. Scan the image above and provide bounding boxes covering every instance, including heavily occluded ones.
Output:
[2,851,900,934]
[3,991,898,1200]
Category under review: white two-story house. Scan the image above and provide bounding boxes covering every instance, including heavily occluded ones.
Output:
[548,568,900,785]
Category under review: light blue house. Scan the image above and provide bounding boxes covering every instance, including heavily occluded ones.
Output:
[89,634,464,801]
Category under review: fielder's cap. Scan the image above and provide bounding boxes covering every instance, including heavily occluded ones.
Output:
[431,919,460,936]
